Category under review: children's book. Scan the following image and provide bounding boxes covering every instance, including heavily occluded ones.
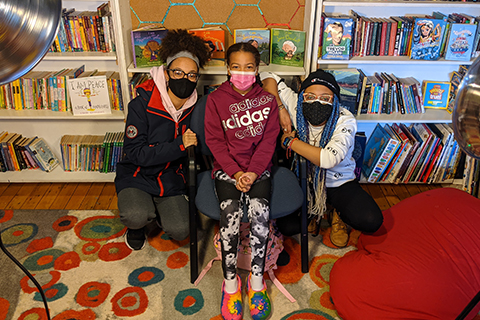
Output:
[445,23,477,61]
[353,132,367,180]
[189,27,226,67]
[67,75,112,115]
[234,29,270,65]
[422,81,451,109]
[321,16,354,60]
[26,137,60,172]
[362,124,390,180]
[131,26,168,68]
[270,28,306,67]
[324,68,360,115]
[410,18,446,60]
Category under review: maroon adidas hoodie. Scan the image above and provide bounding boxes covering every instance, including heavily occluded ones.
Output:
[205,81,279,179]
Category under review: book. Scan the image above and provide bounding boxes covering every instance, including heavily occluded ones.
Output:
[444,23,477,61]
[422,81,451,109]
[131,26,168,68]
[189,27,226,67]
[270,28,306,67]
[324,68,360,114]
[363,124,394,182]
[353,132,367,180]
[321,16,354,60]
[410,18,446,60]
[67,75,112,115]
[26,137,60,172]
[234,29,270,65]
[364,124,401,183]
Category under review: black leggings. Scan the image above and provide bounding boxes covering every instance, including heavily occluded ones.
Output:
[276,179,383,236]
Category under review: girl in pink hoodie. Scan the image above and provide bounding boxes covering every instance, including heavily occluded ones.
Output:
[205,42,279,320]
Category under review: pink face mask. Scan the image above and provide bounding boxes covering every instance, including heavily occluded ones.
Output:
[229,70,257,91]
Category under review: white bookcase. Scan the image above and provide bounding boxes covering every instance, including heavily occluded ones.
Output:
[312,0,480,137]
[1,0,321,183]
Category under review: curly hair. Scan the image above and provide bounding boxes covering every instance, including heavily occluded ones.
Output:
[158,29,210,68]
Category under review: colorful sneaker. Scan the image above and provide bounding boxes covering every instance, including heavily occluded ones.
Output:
[247,273,271,320]
[220,274,242,320]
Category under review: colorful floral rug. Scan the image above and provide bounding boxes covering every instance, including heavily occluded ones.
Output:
[0,209,360,320]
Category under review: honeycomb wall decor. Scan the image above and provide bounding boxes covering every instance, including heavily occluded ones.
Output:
[130,0,305,45]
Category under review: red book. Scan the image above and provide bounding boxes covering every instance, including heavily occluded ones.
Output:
[421,144,443,183]
[364,18,373,57]
[388,18,397,56]
[379,18,388,56]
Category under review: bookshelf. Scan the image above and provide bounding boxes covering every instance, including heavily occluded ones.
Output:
[2,0,320,182]
[0,0,131,182]
[312,0,480,183]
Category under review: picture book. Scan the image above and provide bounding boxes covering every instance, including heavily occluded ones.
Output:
[234,29,270,65]
[131,26,168,68]
[445,23,477,61]
[270,28,306,67]
[362,123,390,180]
[410,18,446,60]
[321,16,354,60]
[189,27,226,67]
[27,137,60,172]
[422,81,451,109]
[67,75,112,115]
[324,68,360,115]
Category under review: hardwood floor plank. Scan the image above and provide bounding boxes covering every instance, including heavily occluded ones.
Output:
[404,184,423,197]
[390,184,411,202]
[416,184,431,194]
[21,183,52,209]
[79,183,105,210]
[364,184,390,211]
[0,184,23,209]
[0,183,10,197]
[379,184,401,208]
[94,183,116,210]
[109,193,118,210]
[5,184,38,209]
[64,183,92,210]
[50,183,79,209]
[35,183,65,209]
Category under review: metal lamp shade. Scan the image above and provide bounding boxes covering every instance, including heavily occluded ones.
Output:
[0,0,62,86]
[453,56,480,160]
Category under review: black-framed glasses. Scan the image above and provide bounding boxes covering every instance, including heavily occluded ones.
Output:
[167,68,200,82]
[303,92,334,104]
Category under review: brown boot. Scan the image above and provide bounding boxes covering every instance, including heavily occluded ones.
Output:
[330,210,348,248]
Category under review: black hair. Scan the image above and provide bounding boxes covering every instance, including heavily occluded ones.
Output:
[226,42,261,67]
[158,29,210,69]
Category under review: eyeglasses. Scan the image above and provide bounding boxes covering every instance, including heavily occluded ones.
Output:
[167,69,200,82]
[303,92,334,104]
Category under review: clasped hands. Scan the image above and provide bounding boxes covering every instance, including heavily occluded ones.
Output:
[182,129,197,148]
[233,171,258,192]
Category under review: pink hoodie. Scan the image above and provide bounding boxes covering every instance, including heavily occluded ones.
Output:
[205,81,279,178]
[150,65,197,123]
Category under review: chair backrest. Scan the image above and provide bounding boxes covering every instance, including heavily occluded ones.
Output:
[190,95,212,156]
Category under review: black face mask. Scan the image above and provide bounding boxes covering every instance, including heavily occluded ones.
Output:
[302,101,333,126]
[168,78,197,99]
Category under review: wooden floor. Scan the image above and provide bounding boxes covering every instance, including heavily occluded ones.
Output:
[0,182,442,211]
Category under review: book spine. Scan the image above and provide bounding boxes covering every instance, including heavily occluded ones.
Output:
[367,139,399,183]
[393,19,402,56]
[380,20,388,56]
[370,20,378,56]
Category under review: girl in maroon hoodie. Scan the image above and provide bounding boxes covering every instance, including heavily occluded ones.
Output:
[205,43,279,320]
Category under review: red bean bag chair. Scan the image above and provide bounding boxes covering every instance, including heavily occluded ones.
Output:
[330,188,480,320]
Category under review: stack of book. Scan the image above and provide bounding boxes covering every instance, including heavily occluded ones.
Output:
[320,11,480,61]
[60,132,124,173]
[462,155,480,198]
[0,67,123,112]
[0,132,60,173]
[50,3,115,53]
[128,73,150,100]
[362,123,462,184]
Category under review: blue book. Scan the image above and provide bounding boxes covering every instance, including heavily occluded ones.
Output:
[422,81,451,109]
[445,23,477,61]
[362,124,391,181]
[322,16,354,60]
[234,29,270,65]
[410,18,447,60]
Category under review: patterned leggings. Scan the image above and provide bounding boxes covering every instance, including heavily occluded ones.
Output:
[214,170,271,280]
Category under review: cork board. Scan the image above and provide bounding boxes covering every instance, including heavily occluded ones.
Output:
[129,0,305,47]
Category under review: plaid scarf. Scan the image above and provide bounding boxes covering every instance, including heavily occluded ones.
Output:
[295,91,340,221]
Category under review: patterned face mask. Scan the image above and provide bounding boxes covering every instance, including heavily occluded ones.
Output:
[301,101,333,126]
